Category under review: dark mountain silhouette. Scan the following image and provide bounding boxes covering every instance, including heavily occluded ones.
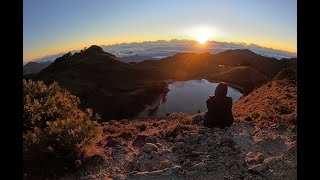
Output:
[31,45,168,120]
[28,45,296,121]
[210,49,284,77]
[23,61,52,75]
[134,49,295,85]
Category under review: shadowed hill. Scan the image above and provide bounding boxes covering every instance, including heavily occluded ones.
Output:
[33,45,168,120]
[135,49,294,80]
[206,66,269,94]
[134,52,219,80]
[212,49,284,77]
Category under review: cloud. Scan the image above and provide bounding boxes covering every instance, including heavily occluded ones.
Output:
[102,40,296,61]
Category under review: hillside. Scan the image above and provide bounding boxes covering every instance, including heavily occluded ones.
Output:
[233,78,297,129]
[29,45,296,121]
[206,66,269,94]
[30,45,168,120]
[213,49,283,77]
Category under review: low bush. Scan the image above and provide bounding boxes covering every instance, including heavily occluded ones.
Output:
[23,79,100,176]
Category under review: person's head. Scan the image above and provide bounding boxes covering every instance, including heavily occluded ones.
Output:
[214,83,228,97]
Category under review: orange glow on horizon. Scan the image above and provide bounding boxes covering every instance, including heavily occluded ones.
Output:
[23,38,296,63]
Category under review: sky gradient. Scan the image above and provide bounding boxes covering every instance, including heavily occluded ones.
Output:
[23,0,297,62]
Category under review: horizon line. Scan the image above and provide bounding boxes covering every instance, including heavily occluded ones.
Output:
[24,38,297,63]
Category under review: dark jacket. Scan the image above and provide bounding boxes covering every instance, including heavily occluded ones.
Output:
[204,96,234,128]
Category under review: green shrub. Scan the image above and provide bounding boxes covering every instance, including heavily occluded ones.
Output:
[23,79,100,174]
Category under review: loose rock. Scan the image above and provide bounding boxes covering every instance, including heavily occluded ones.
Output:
[141,143,158,153]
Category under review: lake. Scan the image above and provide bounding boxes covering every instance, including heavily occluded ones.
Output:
[138,79,243,118]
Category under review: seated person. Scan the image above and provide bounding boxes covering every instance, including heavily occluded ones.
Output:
[204,83,234,129]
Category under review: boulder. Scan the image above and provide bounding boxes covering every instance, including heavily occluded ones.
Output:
[174,135,184,142]
[193,161,206,171]
[245,152,264,165]
[230,164,241,174]
[160,160,172,169]
[161,149,172,154]
[182,159,192,168]
[225,159,236,167]
[132,135,148,147]
[113,174,126,180]
[105,139,120,147]
[185,170,198,177]
[146,136,158,143]
[173,142,185,152]
[141,143,158,153]
[120,132,132,140]
[219,146,232,153]
[244,117,252,122]
[185,133,200,145]
[248,163,268,173]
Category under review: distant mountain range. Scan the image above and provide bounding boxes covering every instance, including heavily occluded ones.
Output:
[23,39,296,65]
[25,45,296,120]
[102,39,296,61]
[23,61,53,75]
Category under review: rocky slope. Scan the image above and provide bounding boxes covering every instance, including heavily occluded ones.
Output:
[233,79,297,129]
[57,112,296,180]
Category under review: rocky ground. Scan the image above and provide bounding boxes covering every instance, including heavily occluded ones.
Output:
[58,112,296,180]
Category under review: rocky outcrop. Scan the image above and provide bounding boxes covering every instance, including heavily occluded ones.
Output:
[61,113,296,180]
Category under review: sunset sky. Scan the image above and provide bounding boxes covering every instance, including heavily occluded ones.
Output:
[23,0,297,62]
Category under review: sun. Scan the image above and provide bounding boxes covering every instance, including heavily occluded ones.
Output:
[190,26,216,45]
[197,35,209,44]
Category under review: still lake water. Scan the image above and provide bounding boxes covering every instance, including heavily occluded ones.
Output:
[139,79,243,118]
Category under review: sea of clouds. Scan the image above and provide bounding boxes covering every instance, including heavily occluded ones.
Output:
[25,39,296,64]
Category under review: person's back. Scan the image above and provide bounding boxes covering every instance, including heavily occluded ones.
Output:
[204,83,234,128]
